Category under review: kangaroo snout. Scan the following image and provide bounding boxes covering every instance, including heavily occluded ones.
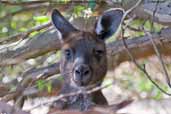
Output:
[73,64,92,86]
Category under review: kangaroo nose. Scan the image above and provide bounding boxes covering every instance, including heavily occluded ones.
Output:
[75,65,90,77]
[74,64,91,85]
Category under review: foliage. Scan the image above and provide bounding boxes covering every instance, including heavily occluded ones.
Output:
[0,0,171,113]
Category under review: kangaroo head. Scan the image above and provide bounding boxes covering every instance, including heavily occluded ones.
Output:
[52,8,124,88]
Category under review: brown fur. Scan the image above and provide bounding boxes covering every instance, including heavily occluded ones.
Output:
[51,8,124,111]
[60,31,107,85]
[52,31,108,111]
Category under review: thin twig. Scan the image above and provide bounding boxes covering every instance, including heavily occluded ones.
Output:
[121,0,142,22]
[149,0,171,88]
[121,0,171,96]
[121,30,171,96]
[28,81,114,110]
[1,0,98,6]
[0,22,52,44]
[0,4,52,22]
[1,63,63,101]
[1,0,51,6]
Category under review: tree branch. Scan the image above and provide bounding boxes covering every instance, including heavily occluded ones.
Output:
[48,99,132,114]
[0,101,29,114]
[1,27,171,68]
[0,4,51,22]
[107,28,171,69]
[0,22,52,44]
[135,1,171,26]
[0,27,61,66]
[1,62,61,101]
[96,0,171,26]
[1,0,51,6]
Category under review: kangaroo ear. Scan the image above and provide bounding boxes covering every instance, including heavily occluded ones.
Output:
[51,9,78,41]
[95,8,124,40]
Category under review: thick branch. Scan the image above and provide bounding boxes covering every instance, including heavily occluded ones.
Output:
[1,62,61,101]
[0,17,96,66]
[1,1,171,67]
[107,28,171,69]
[0,101,29,114]
[0,27,61,66]
[20,62,61,97]
[133,1,171,26]
[96,0,171,26]
[1,28,171,67]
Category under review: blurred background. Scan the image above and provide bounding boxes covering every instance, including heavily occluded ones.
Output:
[0,0,171,114]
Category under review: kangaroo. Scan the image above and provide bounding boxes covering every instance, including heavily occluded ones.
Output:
[51,8,124,111]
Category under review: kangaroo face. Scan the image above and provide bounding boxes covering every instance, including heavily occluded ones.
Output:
[60,31,107,87]
[51,8,124,88]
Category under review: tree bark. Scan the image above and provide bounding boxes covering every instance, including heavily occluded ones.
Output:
[1,27,171,68]
[98,0,171,26]
[0,101,29,114]
[1,0,171,66]
[107,28,171,69]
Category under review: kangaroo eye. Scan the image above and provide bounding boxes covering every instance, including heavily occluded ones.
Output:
[64,49,72,60]
[94,49,104,56]
[94,49,104,62]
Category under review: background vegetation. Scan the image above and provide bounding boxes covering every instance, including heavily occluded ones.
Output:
[0,0,171,114]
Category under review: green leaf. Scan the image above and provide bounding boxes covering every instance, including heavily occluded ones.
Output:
[138,79,153,92]
[11,21,17,29]
[33,16,49,24]
[73,5,86,17]
[153,90,162,100]
[36,80,46,91]
[46,81,52,93]
[30,31,39,37]
[19,27,27,32]
[56,51,61,59]
[144,21,151,30]
[57,0,70,4]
